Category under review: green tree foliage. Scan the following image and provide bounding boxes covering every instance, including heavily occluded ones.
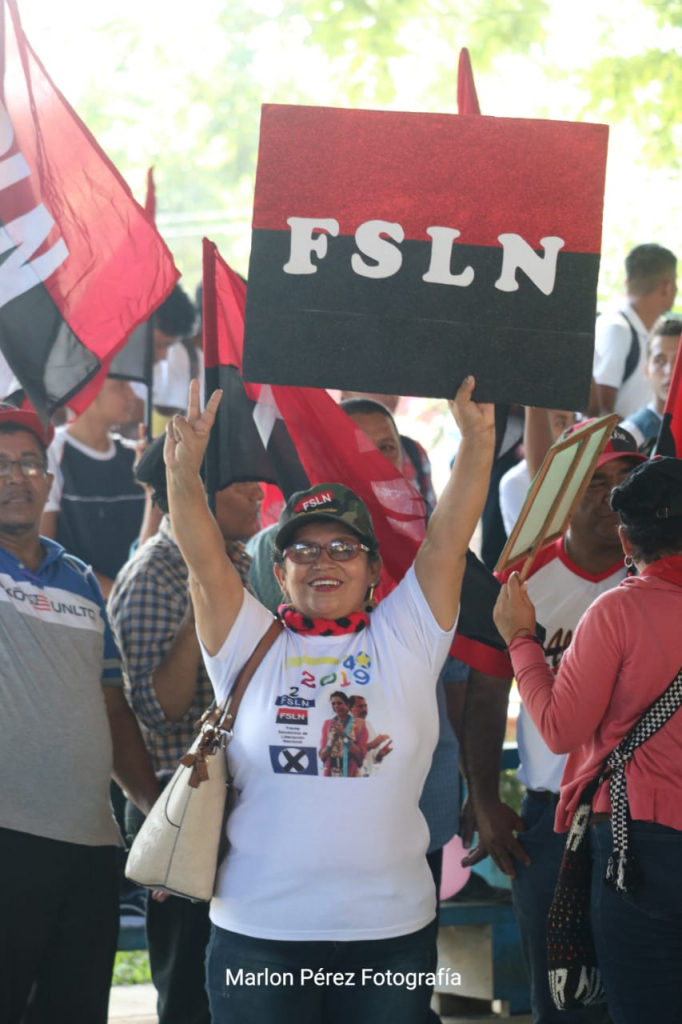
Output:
[66,0,549,281]
[579,0,682,168]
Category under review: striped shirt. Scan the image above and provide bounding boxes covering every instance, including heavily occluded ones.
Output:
[108,517,253,771]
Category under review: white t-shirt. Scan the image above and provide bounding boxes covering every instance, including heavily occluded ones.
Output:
[130,344,204,408]
[507,540,626,793]
[200,565,455,942]
[499,458,531,536]
[593,303,652,418]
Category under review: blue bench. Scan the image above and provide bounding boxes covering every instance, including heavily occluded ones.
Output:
[437,898,529,1015]
[434,743,529,1015]
[118,923,147,952]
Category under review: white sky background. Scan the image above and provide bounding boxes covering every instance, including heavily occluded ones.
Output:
[21,0,682,487]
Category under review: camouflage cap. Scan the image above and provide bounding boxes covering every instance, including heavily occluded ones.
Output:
[275,483,377,552]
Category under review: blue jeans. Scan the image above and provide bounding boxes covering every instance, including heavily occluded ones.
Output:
[206,919,438,1024]
[590,821,682,1023]
[512,793,610,1024]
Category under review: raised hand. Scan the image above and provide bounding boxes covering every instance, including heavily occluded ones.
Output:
[448,375,495,439]
[164,380,222,478]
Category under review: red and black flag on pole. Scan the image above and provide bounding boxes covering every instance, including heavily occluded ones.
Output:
[0,0,178,422]
[243,104,608,411]
[653,325,682,458]
[202,238,309,501]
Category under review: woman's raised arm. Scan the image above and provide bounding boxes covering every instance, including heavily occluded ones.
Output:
[415,376,495,630]
[166,381,245,656]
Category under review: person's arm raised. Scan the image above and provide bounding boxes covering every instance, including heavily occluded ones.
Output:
[165,382,244,656]
[415,376,495,630]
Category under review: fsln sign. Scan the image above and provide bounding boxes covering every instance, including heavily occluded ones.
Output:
[243,105,609,408]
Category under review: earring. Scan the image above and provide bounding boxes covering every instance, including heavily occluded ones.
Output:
[624,554,634,568]
[365,582,377,612]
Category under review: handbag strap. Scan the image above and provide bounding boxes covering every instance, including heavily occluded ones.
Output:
[181,618,283,787]
[600,661,682,892]
[221,618,283,731]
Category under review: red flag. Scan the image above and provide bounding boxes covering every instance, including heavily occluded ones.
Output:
[144,167,156,222]
[0,0,178,420]
[654,328,682,457]
[457,47,481,115]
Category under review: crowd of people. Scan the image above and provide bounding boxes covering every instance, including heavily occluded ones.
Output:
[1,241,681,1024]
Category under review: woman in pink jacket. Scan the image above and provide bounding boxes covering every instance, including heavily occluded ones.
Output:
[494,457,682,1024]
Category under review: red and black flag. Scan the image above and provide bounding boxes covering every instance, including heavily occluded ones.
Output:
[653,327,682,458]
[202,238,309,501]
[0,0,178,422]
[244,104,608,411]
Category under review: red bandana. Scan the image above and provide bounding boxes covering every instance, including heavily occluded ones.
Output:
[278,605,370,636]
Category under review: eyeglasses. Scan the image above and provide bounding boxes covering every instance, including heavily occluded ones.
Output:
[0,458,48,479]
[283,539,370,564]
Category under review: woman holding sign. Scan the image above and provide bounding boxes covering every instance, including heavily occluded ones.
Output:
[165,377,494,1024]
[494,457,682,1023]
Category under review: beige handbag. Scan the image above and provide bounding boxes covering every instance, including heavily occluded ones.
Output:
[125,620,282,901]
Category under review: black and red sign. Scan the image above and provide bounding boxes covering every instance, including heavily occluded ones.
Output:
[243,104,608,408]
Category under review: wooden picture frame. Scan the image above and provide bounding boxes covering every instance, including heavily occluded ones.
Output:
[495,414,619,580]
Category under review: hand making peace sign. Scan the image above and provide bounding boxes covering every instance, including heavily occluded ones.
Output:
[164,379,223,478]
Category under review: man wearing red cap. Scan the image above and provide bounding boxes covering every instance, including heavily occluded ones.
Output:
[0,404,158,1024]
[456,423,645,1024]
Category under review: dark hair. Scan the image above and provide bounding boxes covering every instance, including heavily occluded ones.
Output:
[154,284,196,337]
[610,458,682,562]
[625,244,677,296]
[647,317,682,357]
[339,397,399,433]
[329,690,350,706]
[653,317,682,339]
[0,421,47,459]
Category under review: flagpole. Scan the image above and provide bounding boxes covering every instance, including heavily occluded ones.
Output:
[144,319,153,441]
[202,238,217,515]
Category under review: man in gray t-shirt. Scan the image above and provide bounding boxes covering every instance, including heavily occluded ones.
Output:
[0,405,158,1024]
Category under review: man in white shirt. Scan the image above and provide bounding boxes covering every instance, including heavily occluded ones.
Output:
[593,243,677,418]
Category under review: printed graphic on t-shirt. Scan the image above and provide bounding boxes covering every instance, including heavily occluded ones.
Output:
[544,627,573,671]
[269,746,318,775]
[272,649,392,778]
